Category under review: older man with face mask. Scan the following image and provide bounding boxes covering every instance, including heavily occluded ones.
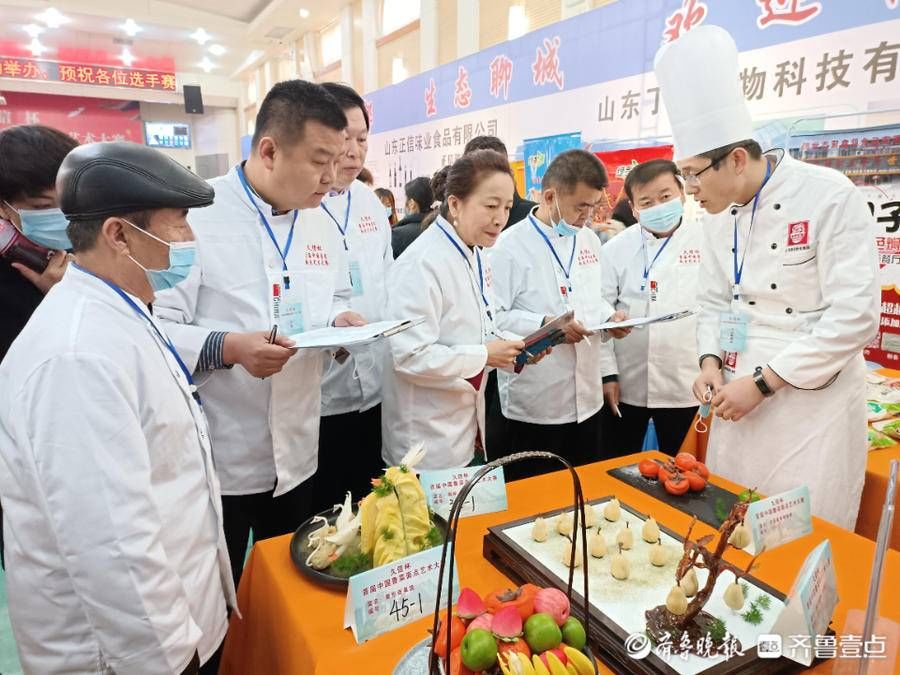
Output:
[154,79,365,587]
[655,26,879,529]
[0,141,234,675]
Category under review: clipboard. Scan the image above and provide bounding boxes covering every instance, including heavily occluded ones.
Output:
[513,310,575,373]
[287,317,425,350]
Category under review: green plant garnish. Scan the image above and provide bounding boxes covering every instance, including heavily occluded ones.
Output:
[381,527,395,541]
[741,605,763,625]
[707,617,727,642]
[425,525,442,548]
[330,551,373,577]
[756,595,771,610]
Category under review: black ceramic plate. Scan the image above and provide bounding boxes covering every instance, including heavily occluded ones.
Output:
[290,508,449,589]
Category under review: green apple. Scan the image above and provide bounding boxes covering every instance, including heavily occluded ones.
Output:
[561,617,586,650]
[524,613,563,653]
[460,628,498,671]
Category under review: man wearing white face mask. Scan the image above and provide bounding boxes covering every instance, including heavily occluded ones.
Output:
[490,150,629,479]
[599,159,702,455]
[0,141,235,675]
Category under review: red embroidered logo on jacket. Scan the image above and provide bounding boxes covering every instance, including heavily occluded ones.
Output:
[678,248,701,265]
[357,216,379,234]
[577,248,599,266]
[787,220,810,247]
[305,244,330,267]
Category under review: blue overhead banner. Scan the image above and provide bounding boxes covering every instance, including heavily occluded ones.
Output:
[364,0,900,135]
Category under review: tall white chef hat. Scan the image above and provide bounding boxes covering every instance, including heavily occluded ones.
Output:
[654,25,754,161]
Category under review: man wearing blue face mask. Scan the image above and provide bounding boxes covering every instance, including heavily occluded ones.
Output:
[0,141,236,675]
[0,125,78,361]
[599,159,703,456]
[490,150,629,479]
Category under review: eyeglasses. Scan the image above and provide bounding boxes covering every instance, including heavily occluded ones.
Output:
[681,149,732,186]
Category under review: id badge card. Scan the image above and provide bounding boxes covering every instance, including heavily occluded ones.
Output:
[720,312,748,353]
[269,270,305,334]
[349,259,364,297]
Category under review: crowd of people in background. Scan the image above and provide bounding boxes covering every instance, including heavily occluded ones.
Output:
[0,23,880,672]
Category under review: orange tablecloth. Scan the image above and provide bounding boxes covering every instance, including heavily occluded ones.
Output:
[856,444,900,552]
[220,452,900,675]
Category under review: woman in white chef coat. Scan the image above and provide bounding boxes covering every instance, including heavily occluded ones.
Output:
[655,25,879,529]
[381,150,526,469]
[600,159,701,455]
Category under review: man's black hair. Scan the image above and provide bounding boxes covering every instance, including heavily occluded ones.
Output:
[320,81,369,130]
[0,125,78,202]
[252,80,347,148]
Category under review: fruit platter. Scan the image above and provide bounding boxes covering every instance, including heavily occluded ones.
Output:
[393,584,599,675]
[290,447,447,587]
[482,495,808,674]
[607,454,741,529]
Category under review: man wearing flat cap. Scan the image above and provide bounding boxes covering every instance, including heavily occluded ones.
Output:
[0,142,234,675]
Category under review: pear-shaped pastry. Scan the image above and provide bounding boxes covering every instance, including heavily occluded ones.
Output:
[588,529,607,559]
[642,517,660,544]
[648,540,668,567]
[562,538,583,568]
[556,513,574,537]
[616,522,634,550]
[532,516,549,543]
[604,498,621,522]
[724,581,745,610]
[681,567,699,597]
[666,583,688,615]
[728,521,752,549]
[610,545,630,580]
[583,504,598,528]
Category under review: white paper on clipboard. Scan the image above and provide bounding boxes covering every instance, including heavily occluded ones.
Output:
[587,309,695,333]
[287,317,425,350]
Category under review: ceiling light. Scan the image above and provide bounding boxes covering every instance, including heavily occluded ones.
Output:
[299,8,310,18]
[26,38,48,56]
[36,8,69,28]
[118,47,136,67]
[198,57,216,73]
[23,24,44,38]
[208,44,226,56]
[120,18,142,37]
[190,28,211,45]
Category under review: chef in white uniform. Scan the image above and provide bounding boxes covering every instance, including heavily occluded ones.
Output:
[154,80,364,586]
[600,159,701,455]
[311,83,393,510]
[0,142,234,674]
[655,25,879,529]
[490,149,627,480]
[382,150,526,469]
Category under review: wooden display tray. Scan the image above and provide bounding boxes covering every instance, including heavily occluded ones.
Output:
[482,497,831,675]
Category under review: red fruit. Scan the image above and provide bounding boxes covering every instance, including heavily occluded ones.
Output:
[433,612,466,658]
[448,647,475,675]
[694,462,710,479]
[675,452,697,472]
[492,606,524,642]
[638,459,659,479]
[685,470,707,492]
[497,638,532,661]
[538,647,569,667]
[484,584,538,620]
[533,588,571,626]
[658,463,677,484]
[466,612,494,634]
[664,474,690,496]
[457,587,486,620]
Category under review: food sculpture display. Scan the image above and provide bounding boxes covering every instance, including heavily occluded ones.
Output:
[644,491,764,653]
[639,453,710,495]
[431,585,596,675]
[305,446,441,575]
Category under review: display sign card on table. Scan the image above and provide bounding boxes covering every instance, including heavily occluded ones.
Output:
[767,540,839,666]
[744,485,813,555]
[419,467,508,520]
[344,545,459,644]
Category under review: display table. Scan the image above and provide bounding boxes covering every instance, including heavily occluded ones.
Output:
[219,452,900,675]
[856,444,900,552]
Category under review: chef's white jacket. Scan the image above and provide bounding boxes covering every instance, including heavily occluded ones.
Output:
[599,217,703,408]
[489,212,615,424]
[155,165,351,496]
[314,180,393,416]
[0,266,234,674]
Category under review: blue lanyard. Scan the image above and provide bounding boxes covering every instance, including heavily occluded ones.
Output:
[435,219,492,319]
[236,165,298,287]
[321,191,352,251]
[528,215,577,293]
[641,234,674,292]
[732,160,773,299]
[73,264,201,405]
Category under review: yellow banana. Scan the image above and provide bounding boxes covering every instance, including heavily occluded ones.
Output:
[566,665,579,675]
[545,653,569,675]
[532,654,551,675]
[516,652,537,675]
[498,652,513,675]
[563,647,595,675]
